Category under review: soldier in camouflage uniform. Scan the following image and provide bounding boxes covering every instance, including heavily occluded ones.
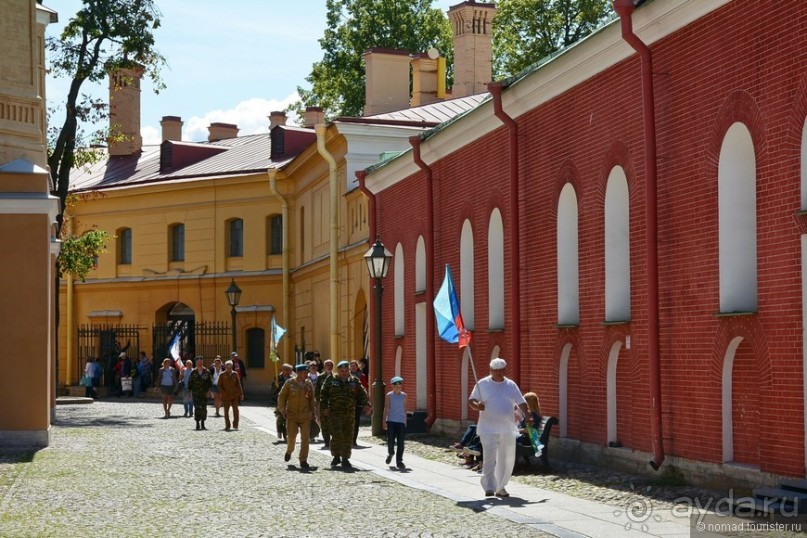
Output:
[277,363,316,468]
[320,360,371,468]
[315,359,334,447]
[188,357,213,430]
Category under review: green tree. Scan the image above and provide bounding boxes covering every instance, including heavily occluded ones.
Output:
[293,0,453,119]
[47,0,165,231]
[492,0,614,79]
[58,229,110,282]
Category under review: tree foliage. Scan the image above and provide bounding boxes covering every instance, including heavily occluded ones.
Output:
[293,0,453,119]
[57,228,110,282]
[46,0,165,230]
[492,0,614,79]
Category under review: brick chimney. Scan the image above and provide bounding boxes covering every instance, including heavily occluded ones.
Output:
[448,1,497,98]
[160,116,183,142]
[269,111,287,129]
[108,66,144,156]
[411,53,440,107]
[303,107,325,129]
[208,122,239,142]
[363,48,411,115]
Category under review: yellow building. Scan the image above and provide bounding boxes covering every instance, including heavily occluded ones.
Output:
[0,0,59,447]
[61,3,493,398]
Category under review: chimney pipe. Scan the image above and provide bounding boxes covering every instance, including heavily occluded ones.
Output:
[207,122,238,142]
[160,116,183,142]
[448,2,496,98]
[363,48,411,115]
[108,65,144,156]
[269,111,287,129]
[303,107,325,129]
[411,53,440,107]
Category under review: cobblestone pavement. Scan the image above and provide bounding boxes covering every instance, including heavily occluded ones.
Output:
[0,401,550,538]
[366,433,807,538]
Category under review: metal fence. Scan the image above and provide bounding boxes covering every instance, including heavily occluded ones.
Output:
[76,324,144,386]
[77,321,231,386]
[151,321,232,364]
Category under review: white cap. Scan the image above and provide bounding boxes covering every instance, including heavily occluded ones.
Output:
[489,358,507,370]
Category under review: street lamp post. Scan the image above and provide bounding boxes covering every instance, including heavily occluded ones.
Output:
[225,279,242,354]
[364,236,393,437]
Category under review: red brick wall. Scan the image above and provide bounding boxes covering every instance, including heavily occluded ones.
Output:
[374,0,807,477]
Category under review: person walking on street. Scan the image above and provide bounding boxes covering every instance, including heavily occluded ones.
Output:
[230,352,247,398]
[320,360,371,469]
[277,363,316,469]
[469,357,528,498]
[209,356,224,417]
[156,358,178,418]
[349,359,368,446]
[218,360,243,431]
[315,359,334,448]
[189,356,213,430]
[180,359,193,418]
[383,376,407,470]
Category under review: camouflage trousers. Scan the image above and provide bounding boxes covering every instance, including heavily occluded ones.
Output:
[320,406,331,444]
[193,396,208,422]
[329,410,355,458]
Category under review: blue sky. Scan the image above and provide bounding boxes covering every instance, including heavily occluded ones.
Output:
[46,0,457,143]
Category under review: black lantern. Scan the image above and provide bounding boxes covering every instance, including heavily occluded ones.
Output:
[364,236,392,436]
[225,279,242,352]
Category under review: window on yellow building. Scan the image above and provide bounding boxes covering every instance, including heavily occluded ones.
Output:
[228,218,244,257]
[267,214,282,255]
[118,227,132,265]
[169,223,185,262]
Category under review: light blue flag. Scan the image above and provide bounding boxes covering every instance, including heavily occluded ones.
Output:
[168,332,181,368]
[270,315,286,362]
[433,264,471,347]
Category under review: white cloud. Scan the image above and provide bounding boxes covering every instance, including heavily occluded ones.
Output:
[141,92,301,144]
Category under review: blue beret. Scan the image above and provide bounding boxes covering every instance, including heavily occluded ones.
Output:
[295,363,309,372]
[337,360,350,368]
[391,376,403,384]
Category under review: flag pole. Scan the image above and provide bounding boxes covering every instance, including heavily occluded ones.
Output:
[466,344,480,385]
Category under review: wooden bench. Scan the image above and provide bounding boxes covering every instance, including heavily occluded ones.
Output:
[515,416,558,472]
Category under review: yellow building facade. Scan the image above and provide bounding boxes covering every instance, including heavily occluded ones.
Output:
[59,12,493,398]
[0,0,59,448]
[61,96,377,397]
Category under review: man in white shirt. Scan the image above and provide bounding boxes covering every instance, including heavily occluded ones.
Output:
[469,357,528,498]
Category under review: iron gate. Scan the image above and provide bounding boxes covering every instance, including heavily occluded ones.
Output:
[76,324,144,387]
[151,321,232,365]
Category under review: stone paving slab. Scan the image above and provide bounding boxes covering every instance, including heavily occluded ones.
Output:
[0,401,548,538]
[238,406,698,538]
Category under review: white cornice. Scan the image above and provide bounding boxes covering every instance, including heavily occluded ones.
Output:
[0,193,59,222]
[366,0,732,194]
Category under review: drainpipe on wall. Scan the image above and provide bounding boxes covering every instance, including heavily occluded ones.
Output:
[410,136,437,428]
[489,81,522,386]
[615,0,664,471]
[268,169,290,370]
[65,216,75,385]
[316,124,341,360]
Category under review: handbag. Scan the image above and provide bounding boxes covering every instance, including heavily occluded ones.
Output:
[79,375,92,387]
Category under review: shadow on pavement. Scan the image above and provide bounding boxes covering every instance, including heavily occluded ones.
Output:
[53,413,156,429]
[456,496,543,513]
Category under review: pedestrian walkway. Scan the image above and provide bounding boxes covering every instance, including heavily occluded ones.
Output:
[239,406,695,538]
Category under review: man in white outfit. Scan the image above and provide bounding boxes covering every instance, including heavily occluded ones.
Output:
[469,357,528,498]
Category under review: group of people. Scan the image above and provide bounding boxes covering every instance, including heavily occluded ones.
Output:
[274,357,407,472]
[82,351,155,399]
[87,345,533,498]
[154,351,247,432]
